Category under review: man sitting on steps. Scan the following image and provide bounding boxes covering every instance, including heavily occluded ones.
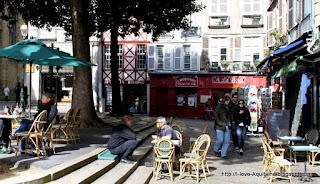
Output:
[107,115,138,164]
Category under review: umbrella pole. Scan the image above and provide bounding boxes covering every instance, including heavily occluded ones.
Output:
[28,61,32,119]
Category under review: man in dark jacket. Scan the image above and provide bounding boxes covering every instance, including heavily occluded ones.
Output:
[213,97,231,159]
[108,116,138,164]
[229,93,239,150]
[233,99,251,155]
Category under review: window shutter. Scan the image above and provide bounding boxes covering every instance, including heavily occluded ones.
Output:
[234,49,241,61]
[220,0,228,14]
[234,37,242,61]
[191,46,200,71]
[253,0,260,12]
[244,0,251,12]
[289,0,294,29]
[164,46,172,70]
[211,0,218,14]
[174,46,182,70]
[147,45,156,70]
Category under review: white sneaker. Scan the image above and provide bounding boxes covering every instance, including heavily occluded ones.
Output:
[234,146,239,150]
[239,148,243,155]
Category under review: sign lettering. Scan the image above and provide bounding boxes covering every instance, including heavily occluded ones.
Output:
[212,76,246,84]
[176,76,198,87]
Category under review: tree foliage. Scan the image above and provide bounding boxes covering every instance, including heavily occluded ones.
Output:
[1,0,204,119]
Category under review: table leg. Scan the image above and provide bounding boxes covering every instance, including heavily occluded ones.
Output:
[301,152,312,182]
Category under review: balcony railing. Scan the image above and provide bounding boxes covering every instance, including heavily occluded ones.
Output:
[241,15,263,28]
[208,16,230,29]
[181,27,201,37]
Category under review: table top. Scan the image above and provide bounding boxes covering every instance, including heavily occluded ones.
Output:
[289,145,320,151]
[151,139,180,146]
[0,114,25,119]
[278,136,305,142]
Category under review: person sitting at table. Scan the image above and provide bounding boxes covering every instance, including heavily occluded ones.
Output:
[107,115,138,164]
[10,92,57,151]
[145,117,179,167]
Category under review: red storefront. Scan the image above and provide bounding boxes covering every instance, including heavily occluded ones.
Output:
[149,73,267,119]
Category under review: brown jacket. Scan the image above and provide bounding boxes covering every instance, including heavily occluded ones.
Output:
[214,103,231,131]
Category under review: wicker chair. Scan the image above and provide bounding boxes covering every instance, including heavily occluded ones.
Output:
[72,108,81,143]
[264,138,292,183]
[179,139,208,183]
[153,138,175,181]
[277,129,291,147]
[294,129,319,163]
[172,120,187,130]
[52,108,75,144]
[184,134,211,176]
[43,116,57,154]
[189,125,208,152]
[15,110,48,158]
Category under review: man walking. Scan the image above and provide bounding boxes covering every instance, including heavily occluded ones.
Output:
[14,82,21,104]
[213,97,231,159]
[4,87,10,102]
[234,99,251,155]
[229,93,239,150]
[107,115,138,164]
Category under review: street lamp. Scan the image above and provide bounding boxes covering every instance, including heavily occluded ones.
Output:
[20,23,28,111]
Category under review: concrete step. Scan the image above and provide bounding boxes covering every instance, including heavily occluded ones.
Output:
[92,136,153,184]
[123,157,153,184]
[11,123,156,184]
[48,158,119,184]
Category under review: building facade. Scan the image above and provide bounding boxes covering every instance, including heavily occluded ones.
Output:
[148,0,268,118]
[259,0,320,136]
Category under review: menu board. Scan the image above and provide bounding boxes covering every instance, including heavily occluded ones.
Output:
[267,110,290,140]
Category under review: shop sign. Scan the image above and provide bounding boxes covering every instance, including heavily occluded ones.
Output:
[25,64,34,73]
[176,76,198,87]
[212,76,246,84]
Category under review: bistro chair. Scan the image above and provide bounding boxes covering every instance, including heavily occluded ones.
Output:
[260,138,284,173]
[264,131,280,147]
[43,116,57,154]
[263,131,285,158]
[189,125,208,152]
[184,134,211,175]
[294,129,319,163]
[309,144,320,167]
[72,108,81,143]
[277,129,291,147]
[172,120,187,131]
[179,139,208,183]
[153,138,175,181]
[52,108,75,144]
[264,138,292,183]
[15,110,48,158]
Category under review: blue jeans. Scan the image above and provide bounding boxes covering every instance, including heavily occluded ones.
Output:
[214,127,230,157]
[14,119,33,151]
[231,122,238,148]
[205,110,210,120]
[236,126,247,149]
[109,139,138,159]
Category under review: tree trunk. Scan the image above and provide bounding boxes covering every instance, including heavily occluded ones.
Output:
[110,23,123,116]
[69,0,102,127]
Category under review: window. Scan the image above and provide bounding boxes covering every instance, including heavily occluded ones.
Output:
[104,45,111,68]
[243,37,260,62]
[118,45,123,69]
[104,45,123,69]
[243,0,261,14]
[220,48,227,60]
[184,45,191,69]
[210,37,228,62]
[211,0,228,14]
[157,46,164,69]
[137,45,146,69]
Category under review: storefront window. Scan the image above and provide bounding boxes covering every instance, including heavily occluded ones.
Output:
[176,87,198,107]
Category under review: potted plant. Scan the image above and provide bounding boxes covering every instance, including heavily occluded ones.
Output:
[220,60,229,70]
[252,15,261,25]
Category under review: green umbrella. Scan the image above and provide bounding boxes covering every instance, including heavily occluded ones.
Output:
[0,39,94,117]
[0,39,65,60]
